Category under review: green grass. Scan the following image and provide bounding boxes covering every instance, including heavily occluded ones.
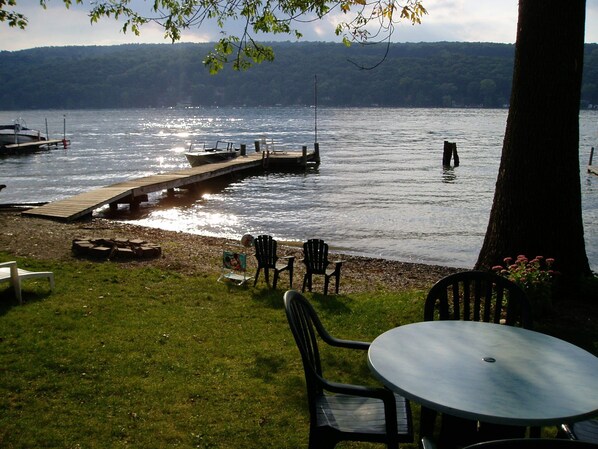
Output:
[0,254,595,448]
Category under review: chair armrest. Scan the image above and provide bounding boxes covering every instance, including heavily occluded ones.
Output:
[0,261,19,280]
[327,337,370,351]
[560,423,576,440]
[421,436,438,449]
[0,261,17,268]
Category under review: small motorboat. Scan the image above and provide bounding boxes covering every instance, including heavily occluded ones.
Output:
[185,141,240,167]
[0,119,46,146]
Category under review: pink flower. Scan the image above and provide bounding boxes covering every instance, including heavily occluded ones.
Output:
[503,257,513,264]
[492,265,503,271]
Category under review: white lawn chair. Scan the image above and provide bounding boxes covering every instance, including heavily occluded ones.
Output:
[0,261,55,304]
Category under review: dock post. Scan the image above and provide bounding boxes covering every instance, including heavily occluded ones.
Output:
[255,140,261,152]
[314,142,320,164]
[443,141,452,166]
[302,146,308,167]
[590,147,594,166]
[453,143,459,167]
[240,144,246,156]
[443,141,459,167]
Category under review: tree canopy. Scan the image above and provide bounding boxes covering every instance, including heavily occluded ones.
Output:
[0,0,427,72]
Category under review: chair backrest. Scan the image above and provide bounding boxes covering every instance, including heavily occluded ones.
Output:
[463,439,598,449]
[283,290,333,416]
[425,270,532,329]
[303,239,329,274]
[222,250,247,272]
[254,235,278,267]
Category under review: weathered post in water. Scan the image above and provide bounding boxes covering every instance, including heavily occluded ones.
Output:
[453,143,459,167]
[590,147,594,166]
[314,142,320,164]
[240,144,246,156]
[443,141,459,167]
[254,140,260,152]
[302,146,308,168]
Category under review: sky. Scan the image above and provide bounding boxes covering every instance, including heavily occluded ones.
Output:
[0,0,597,51]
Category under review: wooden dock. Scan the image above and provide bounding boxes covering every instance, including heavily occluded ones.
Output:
[0,139,69,154]
[22,149,318,222]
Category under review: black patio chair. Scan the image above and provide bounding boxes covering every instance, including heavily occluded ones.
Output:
[253,235,295,289]
[421,270,533,449]
[301,239,343,295]
[424,270,532,328]
[283,290,413,449]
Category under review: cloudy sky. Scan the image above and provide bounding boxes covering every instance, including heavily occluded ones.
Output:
[1,0,597,51]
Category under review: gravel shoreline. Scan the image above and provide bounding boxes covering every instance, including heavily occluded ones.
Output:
[0,209,462,294]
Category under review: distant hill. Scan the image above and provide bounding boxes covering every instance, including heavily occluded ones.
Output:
[0,42,597,109]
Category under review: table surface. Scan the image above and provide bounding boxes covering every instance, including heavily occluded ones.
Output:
[368,320,598,426]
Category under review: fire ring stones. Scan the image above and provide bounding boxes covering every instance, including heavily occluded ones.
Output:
[72,238,162,261]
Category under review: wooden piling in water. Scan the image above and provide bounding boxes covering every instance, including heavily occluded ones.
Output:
[589,147,597,176]
[443,141,459,167]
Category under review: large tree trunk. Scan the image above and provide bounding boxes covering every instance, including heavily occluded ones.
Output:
[476,0,591,277]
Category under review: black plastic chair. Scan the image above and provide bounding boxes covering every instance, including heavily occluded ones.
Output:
[253,235,295,289]
[301,239,343,295]
[283,290,413,449]
[424,270,532,328]
[421,271,533,448]
[562,419,598,443]
[462,438,598,449]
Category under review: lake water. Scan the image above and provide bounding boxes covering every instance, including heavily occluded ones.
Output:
[0,107,596,271]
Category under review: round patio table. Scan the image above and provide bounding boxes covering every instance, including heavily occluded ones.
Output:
[368,320,598,426]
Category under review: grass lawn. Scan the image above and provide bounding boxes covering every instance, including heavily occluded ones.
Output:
[0,254,596,448]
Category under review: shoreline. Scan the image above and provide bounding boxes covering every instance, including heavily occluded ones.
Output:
[0,210,462,294]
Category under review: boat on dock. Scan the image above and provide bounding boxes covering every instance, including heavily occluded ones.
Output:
[184,141,240,167]
[0,119,46,146]
[0,118,70,155]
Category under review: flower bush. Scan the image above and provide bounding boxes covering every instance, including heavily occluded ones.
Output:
[493,255,558,315]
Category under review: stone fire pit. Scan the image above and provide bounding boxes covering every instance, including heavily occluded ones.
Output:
[72,238,162,260]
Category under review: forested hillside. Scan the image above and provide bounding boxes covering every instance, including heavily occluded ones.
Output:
[1,42,597,109]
